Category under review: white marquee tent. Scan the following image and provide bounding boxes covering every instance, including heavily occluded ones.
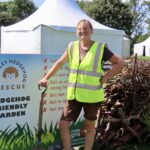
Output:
[134,37,150,56]
[123,37,130,58]
[1,0,126,56]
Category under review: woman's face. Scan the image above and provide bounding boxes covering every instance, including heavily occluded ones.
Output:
[76,22,93,41]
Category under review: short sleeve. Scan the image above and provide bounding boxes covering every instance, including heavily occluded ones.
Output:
[103,45,114,62]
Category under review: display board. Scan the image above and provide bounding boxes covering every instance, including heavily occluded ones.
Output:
[0,54,84,150]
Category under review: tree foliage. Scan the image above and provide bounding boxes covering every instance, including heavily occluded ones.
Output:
[136,33,149,43]
[0,0,37,26]
[129,0,150,40]
[144,1,150,33]
[12,0,37,21]
[0,1,16,26]
[78,0,133,37]
[126,0,150,49]
[77,0,150,51]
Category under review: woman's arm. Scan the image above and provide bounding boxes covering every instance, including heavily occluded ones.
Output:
[39,50,68,86]
[101,54,124,83]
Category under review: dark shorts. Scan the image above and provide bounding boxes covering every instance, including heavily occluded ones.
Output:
[60,99,102,122]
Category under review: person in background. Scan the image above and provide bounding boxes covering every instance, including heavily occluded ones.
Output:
[39,19,124,150]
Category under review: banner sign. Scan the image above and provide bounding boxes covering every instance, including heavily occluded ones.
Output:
[0,54,84,150]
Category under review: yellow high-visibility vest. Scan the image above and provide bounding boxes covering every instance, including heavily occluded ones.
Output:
[67,40,105,103]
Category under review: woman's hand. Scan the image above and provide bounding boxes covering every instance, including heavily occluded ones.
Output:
[100,75,106,85]
[38,78,48,87]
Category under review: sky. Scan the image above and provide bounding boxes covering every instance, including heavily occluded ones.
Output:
[0,0,45,7]
[32,0,45,7]
[1,0,150,8]
[32,0,150,7]
[0,0,129,7]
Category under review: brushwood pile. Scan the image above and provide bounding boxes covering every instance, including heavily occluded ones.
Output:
[94,56,150,150]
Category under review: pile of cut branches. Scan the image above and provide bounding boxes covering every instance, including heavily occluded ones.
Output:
[94,56,150,150]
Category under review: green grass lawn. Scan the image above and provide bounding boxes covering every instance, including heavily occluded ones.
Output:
[138,56,150,61]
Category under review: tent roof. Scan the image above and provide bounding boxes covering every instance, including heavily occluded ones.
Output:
[135,37,150,46]
[2,0,124,35]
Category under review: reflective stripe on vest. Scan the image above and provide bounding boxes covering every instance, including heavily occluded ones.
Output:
[68,82,103,90]
[70,69,102,77]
